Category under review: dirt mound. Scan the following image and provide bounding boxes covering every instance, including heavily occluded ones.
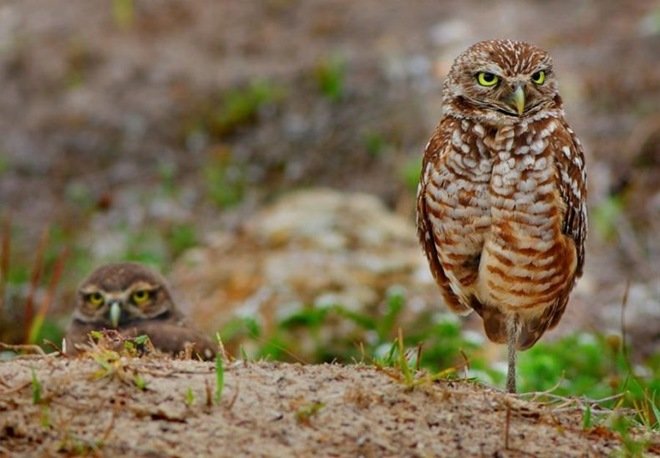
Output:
[0,356,643,457]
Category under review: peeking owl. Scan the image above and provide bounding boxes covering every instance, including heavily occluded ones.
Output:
[65,262,215,360]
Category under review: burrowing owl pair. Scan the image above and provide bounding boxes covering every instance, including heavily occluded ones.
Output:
[66,262,215,360]
[417,40,587,392]
[65,40,586,393]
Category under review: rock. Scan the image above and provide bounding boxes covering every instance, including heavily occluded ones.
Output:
[600,282,660,359]
[171,188,437,338]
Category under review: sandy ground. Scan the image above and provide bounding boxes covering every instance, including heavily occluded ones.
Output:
[1,354,657,458]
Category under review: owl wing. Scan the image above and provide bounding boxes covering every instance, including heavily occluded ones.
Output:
[519,120,588,344]
[416,123,470,314]
[130,314,217,360]
[539,121,587,333]
[555,120,587,278]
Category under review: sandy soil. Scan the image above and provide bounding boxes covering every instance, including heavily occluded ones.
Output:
[1,354,657,458]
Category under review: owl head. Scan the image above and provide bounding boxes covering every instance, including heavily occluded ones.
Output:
[73,262,176,328]
[443,39,562,124]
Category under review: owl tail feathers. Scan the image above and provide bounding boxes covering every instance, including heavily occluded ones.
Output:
[480,307,546,351]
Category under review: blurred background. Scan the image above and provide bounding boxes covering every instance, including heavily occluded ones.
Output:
[0,0,658,395]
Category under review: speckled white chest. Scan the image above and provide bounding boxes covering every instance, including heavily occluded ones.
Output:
[476,118,570,312]
[425,116,573,313]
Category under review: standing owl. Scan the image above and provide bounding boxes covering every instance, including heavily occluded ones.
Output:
[417,39,587,392]
[66,262,216,360]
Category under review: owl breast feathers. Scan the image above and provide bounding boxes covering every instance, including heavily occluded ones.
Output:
[417,39,587,350]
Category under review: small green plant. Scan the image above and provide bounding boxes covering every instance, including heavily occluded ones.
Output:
[375,328,456,390]
[184,387,196,407]
[122,228,168,268]
[39,406,51,428]
[204,149,246,209]
[314,55,346,101]
[133,374,147,391]
[610,414,650,457]
[88,330,103,341]
[636,390,660,430]
[214,353,224,405]
[392,329,414,387]
[133,335,150,346]
[592,194,625,240]
[399,156,423,193]
[166,223,198,257]
[122,334,152,356]
[236,345,249,361]
[91,349,121,379]
[583,403,593,429]
[112,0,135,28]
[295,401,325,425]
[363,131,388,157]
[89,336,151,391]
[31,368,42,404]
[203,80,283,137]
[57,434,104,456]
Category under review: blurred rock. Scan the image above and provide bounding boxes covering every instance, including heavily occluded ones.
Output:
[171,188,437,335]
[600,282,660,359]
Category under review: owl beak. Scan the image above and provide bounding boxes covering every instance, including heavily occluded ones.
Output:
[507,85,526,116]
[109,301,121,328]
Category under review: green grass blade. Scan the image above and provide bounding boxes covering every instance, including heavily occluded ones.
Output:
[31,368,42,404]
[214,353,224,405]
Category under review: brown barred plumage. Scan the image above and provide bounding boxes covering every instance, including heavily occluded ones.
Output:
[417,39,587,392]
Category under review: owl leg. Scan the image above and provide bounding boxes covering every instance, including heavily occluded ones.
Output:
[506,313,521,393]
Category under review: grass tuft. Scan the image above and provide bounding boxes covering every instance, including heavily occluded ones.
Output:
[583,403,593,429]
[184,387,196,407]
[214,353,224,405]
[295,401,325,426]
[610,414,651,457]
[31,367,42,404]
[84,331,153,390]
[134,373,148,391]
[313,55,346,102]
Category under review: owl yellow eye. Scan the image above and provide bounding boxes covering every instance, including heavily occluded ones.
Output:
[88,292,104,307]
[476,72,499,87]
[131,290,151,305]
[531,70,546,85]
